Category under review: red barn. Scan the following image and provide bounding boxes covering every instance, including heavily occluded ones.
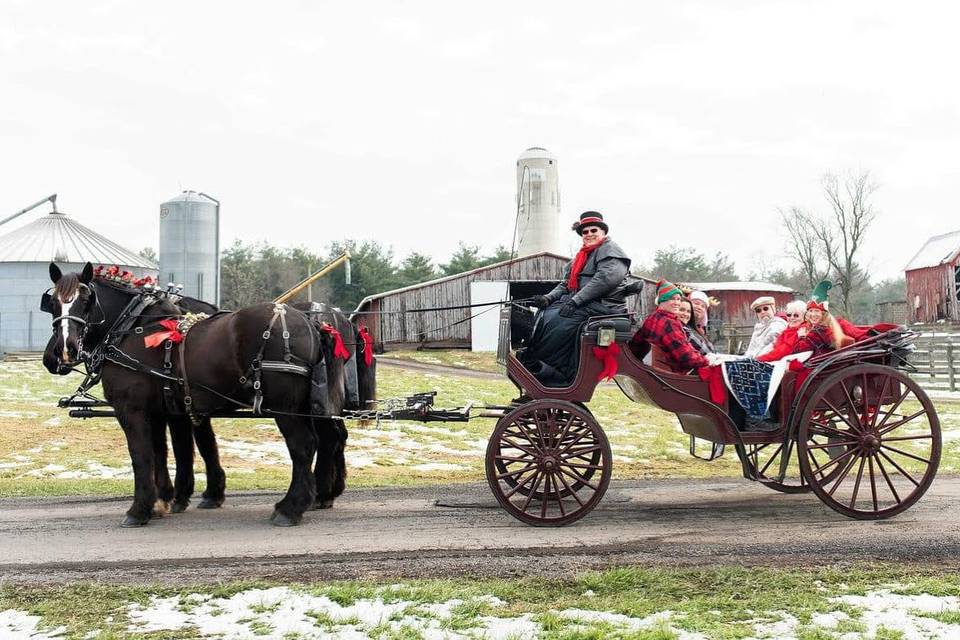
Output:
[683,281,797,329]
[904,230,960,324]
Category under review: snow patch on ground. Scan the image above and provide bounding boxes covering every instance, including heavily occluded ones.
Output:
[412,462,465,472]
[0,609,66,639]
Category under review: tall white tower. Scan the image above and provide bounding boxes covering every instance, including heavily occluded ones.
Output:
[514,147,562,257]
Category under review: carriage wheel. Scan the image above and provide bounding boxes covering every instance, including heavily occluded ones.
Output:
[797,364,941,519]
[746,423,849,494]
[493,402,601,499]
[486,400,612,526]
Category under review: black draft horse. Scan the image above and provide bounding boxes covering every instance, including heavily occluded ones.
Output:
[41,262,372,527]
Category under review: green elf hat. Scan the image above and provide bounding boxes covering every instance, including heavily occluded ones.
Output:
[807,280,833,311]
[656,279,683,304]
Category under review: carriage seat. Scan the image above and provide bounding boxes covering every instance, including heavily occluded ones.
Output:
[582,316,632,336]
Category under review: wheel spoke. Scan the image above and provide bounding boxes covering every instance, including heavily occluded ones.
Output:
[868,455,879,512]
[878,410,927,436]
[540,474,551,518]
[564,462,605,471]
[882,434,933,443]
[809,420,854,439]
[560,467,599,492]
[880,444,930,465]
[550,473,567,516]
[874,386,912,432]
[561,445,603,460]
[849,456,867,510]
[520,472,544,513]
[557,427,591,455]
[822,397,863,434]
[496,463,537,481]
[555,413,577,452]
[877,450,921,487]
[874,454,902,504]
[828,453,860,497]
[503,469,540,498]
[805,440,858,451]
[840,379,864,430]
[555,469,584,507]
[495,454,535,463]
[809,447,857,478]
[757,442,784,477]
[500,437,539,458]
[869,375,892,430]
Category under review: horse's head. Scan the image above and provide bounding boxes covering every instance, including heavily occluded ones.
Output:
[41,262,102,374]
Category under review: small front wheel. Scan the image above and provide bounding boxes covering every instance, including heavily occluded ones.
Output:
[486,400,612,526]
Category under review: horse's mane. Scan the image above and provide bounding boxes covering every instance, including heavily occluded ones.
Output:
[54,273,81,300]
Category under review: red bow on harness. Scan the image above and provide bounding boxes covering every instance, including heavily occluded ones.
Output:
[359,326,374,366]
[320,322,350,360]
[591,342,621,381]
[144,318,183,348]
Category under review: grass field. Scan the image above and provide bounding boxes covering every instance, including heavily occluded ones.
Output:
[1,356,958,498]
[3,565,960,639]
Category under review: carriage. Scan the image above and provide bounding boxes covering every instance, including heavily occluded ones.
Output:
[484,308,941,526]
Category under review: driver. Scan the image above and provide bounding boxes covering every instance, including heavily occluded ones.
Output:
[520,211,632,386]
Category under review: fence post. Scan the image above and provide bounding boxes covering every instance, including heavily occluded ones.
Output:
[948,343,956,392]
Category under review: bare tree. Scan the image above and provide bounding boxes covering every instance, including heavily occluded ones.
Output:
[816,171,878,314]
[780,206,830,291]
[780,171,879,315]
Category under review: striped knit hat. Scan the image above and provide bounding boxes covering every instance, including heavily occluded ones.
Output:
[656,280,682,304]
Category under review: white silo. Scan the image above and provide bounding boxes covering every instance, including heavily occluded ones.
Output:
[514,147,562,257]
[159,191,220,305]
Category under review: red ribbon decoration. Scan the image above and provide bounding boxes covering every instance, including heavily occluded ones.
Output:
[144,318,183,348]
[591,342,621,381]
[320,322,350,360]
[359,326,374,366]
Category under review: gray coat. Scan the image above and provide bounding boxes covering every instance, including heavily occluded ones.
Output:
[545,238,632,308]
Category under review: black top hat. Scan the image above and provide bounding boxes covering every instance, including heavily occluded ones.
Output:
[571,211,609,235]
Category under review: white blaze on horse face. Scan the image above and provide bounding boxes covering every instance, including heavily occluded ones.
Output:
[59,292,79,363]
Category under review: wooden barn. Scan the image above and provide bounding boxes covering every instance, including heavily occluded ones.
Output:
[682,281,797,329]
[904,230,960,324]
[353,252,653,350]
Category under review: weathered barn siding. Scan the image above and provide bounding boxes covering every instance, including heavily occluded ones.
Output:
[906,264,959,323]
[357,254,569,347]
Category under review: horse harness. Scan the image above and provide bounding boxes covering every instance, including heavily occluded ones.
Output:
[73,292,324,421]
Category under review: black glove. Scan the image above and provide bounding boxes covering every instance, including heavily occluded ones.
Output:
[559,300,579,317]
[530,295,549,308]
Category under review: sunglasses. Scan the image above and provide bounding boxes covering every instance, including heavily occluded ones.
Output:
[581,227,602,235]
[754,305,772,314]
[786,312,803,318]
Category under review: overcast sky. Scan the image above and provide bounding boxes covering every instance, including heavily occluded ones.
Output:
[2,1,958,283]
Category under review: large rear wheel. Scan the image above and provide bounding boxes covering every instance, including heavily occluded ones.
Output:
[486,400,612,526]
[797,364,940,519]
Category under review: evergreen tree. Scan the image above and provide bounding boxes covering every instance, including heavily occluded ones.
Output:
[396,252,437,287]
[440,242,485,276]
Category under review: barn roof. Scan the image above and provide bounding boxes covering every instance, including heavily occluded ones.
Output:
[904,230,960,271]
[683,281,794,293]
[353,251,656,311]
[0,211,157,268]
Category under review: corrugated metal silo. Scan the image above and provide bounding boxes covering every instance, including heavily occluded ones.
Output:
[159,191,220,305]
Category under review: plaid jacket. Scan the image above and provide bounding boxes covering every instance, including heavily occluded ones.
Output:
[633,309,710,373]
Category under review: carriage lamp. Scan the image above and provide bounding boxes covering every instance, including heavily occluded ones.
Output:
[597,325,616,347]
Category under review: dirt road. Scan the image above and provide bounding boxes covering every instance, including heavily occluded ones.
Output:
[2,478,958,585]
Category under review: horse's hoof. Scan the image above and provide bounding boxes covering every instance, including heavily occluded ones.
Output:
[314,499,334,510]
[151,500,170,518]
[170,501,189,514]
[121,515,149,527]
[270,511,301,527]
[197,498,223,510]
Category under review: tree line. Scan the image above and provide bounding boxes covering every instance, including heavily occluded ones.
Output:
[217,241,512,312]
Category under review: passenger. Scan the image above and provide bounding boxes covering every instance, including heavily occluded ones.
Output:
[521,211,632,386]
[744,296,787,358]
[756,300,806,362]
[757,282,842,361]
[689,290,711,338]
[631,280,712,374]
[677,296,715,355]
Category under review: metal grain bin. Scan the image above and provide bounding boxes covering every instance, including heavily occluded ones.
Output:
[159,191,219,305]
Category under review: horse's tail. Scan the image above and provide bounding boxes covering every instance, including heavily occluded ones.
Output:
[353,322,377,411]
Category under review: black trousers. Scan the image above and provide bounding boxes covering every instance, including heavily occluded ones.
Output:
[519,295,621,387]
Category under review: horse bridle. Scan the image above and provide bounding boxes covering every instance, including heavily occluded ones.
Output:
[42,282,105,363]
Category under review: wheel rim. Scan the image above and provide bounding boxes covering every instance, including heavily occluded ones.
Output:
[748,415,850,494]
[797,364,941,519]
[486,400,612,526]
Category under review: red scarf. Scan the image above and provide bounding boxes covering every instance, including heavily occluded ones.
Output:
[567,238,606,291]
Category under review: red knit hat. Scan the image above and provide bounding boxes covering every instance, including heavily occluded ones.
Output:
[656,280,682,304]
